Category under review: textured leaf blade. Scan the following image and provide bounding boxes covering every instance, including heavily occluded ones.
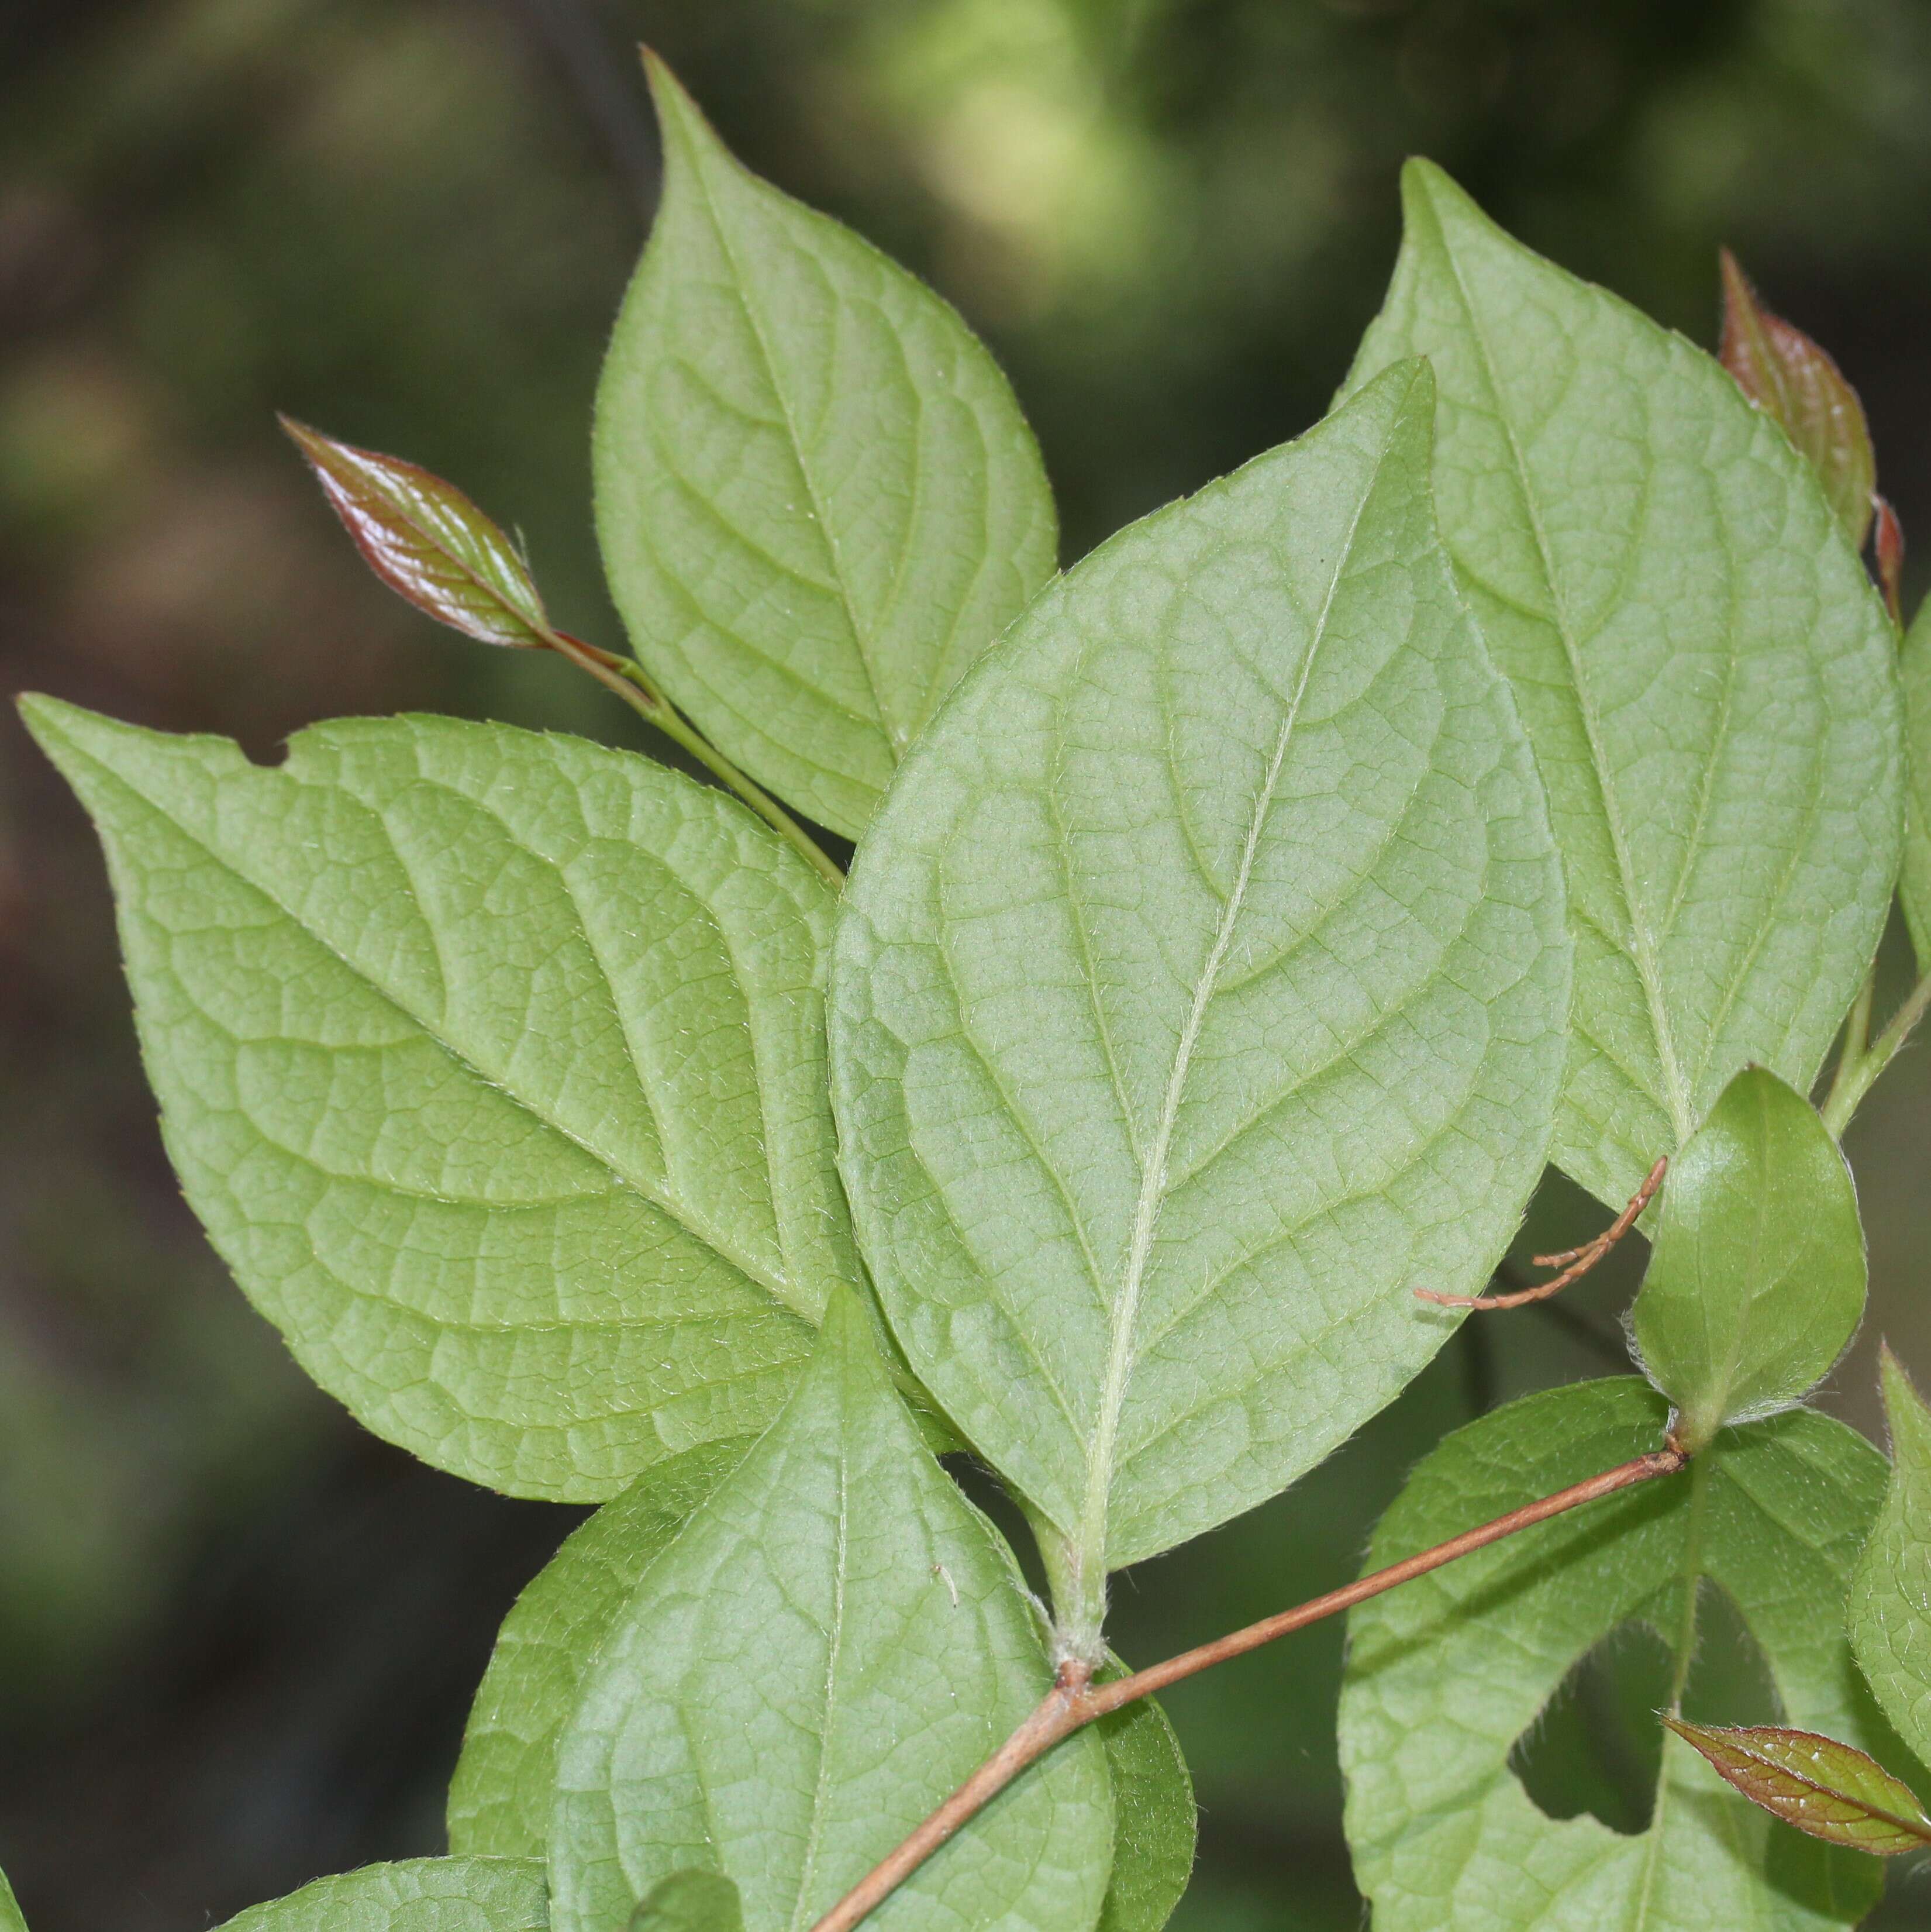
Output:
[1630,1067,1865,1452]
[282,418,553,648]
[1347,161,1902,1210]
[211,1859,546,1932]
[1340,1379,1889,1931]
[549,1289,1115,1932]
[450,1438,757,1854]
[1718,250,1877,552]
[0,1868,23,1932]
[1901,594,1931,971]
[1850,1346,1931,1766]
[22,698,857,1500]
[594,56,1057,840]
[1091,1675,1194,1932]
[632,1871,745,1932]
[1660,1719,1931,1854]
[830,359,1571,1613]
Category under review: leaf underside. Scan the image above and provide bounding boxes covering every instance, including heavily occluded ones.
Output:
[830,359,1571,1584]
[549,1290,1115,1932]
[1347,161,1902,1208]
[23,700,856,1500]
[1850,1348,1931,1769]
[632,1871,747,1932]
[594,57,1058,839]
[1629,1066,1865,1451]
[1900,593,1931,972]
[1340,1378,1889,1930]
[209,1858,548,1931]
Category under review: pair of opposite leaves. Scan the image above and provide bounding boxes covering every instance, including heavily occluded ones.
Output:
[23,60,1900,1592]
[1340,1346,1931,1932]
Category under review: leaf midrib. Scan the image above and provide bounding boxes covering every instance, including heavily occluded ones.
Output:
[1426,209,1696,1147]
[1074,398,1399,1582]
[687,141,903,758]
[73,733,806,1321]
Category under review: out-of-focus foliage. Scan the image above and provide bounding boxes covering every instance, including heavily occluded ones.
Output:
[4,2,1931,1930]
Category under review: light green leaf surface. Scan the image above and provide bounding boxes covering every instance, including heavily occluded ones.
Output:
[594,56,1057,841]
[829,359,1571,1627]
[1346,161,1902,1210]
[0,1867,23,1932]
[1630,1067,1865,1452]
[632,1872,745,1932]
[549,1289,1116,1932]
[22,699,856,1500]
[450,1437,757,1854]
[211,1859,547,1932]
[1850,1346,1931,1766]
[1901,594,1931,972]
[1340,1379,1889,1931]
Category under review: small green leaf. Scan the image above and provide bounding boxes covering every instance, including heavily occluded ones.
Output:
[0,1868,25,1932]
[632,1871,745,1932]
[549,1289,1116,1932]
[1849,1346,1931,1766]
[282,418,554,649]
[1717,249,1877,552]
[22,699,858,1500]
[1341,1378,1890,1931]
[1660,1717,1931,1854]
[449,1437,757,1855]
[1347,162,1902,1211]
[594,56,1057,839]
[830,359,1570,1637]
[1901,593,1931,972]
[1630,1067,1865,1454]
[1091,1675,1195,1932]
[210,1859,547,1931]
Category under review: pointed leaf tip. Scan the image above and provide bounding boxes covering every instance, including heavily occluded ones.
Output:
[1718,249,1877,552]
[280,416,554,649]
[1662,1717,1931,1854]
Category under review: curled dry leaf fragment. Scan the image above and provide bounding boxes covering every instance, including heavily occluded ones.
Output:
[1661,1717,1931,1855]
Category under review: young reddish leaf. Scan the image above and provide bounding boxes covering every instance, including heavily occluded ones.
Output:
[1719,249,1877,552]
[1661,1717,1931,1854]
[281,416,554,648]
[1877,494,1906,625]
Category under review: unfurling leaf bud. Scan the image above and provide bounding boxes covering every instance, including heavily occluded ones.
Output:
[281,416,555,648]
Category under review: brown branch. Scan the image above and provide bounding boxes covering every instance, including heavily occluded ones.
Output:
[1416,1155,1667,1311]
[806,1441,1689,1932]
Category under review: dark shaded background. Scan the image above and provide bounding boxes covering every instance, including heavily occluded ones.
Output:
[5,1,1931,1927]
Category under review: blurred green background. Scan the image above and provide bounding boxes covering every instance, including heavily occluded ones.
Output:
[5,0,1931,1926]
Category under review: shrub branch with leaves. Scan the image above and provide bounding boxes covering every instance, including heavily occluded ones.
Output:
[16,49,1931,1932]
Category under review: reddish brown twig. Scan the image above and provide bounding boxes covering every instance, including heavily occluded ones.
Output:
[1415,1155,1667,1312]
[806,1442,1688,1932]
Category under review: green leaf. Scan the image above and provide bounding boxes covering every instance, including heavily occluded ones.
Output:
[1901,593,1931,973]
[1346,161,1902,1211]
[549,1289,1116,1932]
[282,417,555,649]
[1660,1718,1931,1854]
[1849,1346,1931,1766]
[1629,1067,1866,1454]
[210,1859,547,1931]
[0,1868,24,1932]
[20,698,857,1500]
[829,358,1571,1637]
[453,1444,1189,1931]
[1716,250,1877,553]
[1340,1378,1889,1931]
[632,1872,745,1932]
[449,1437,758,1854]
[594,55,1057,841]
[1091,1673,1195,1932]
